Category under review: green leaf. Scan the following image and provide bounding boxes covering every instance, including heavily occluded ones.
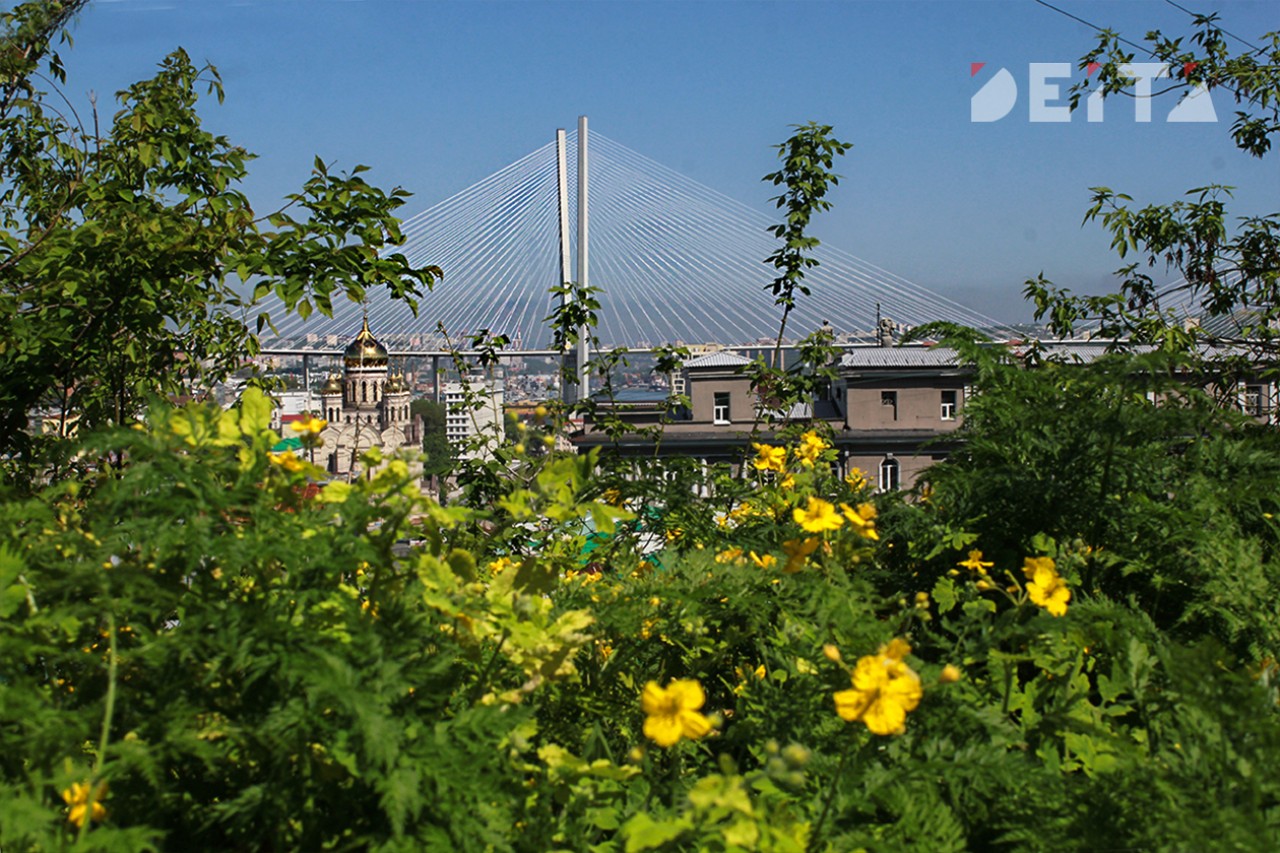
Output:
[238,387,273,435]
[622,813,690,852]
[932,575,958,614]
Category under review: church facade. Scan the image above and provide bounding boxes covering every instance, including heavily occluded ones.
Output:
[314,318,420,478]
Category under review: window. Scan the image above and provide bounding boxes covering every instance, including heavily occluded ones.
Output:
[1244,384,1266,417]
[881,391,898,421]
[713,392,730,425]
[940,390,957,421]
[879,457,900,492]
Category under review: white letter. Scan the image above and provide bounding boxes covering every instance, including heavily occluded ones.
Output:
[1086,84,1106,122]
[1167,83,1218,123]
[971,68,1018,122]
[1119,63,1166,123]
[1029,63,1072,122]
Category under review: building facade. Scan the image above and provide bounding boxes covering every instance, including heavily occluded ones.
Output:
[572,344,972,491]
[312,318,421,478]
[443,370,505,462]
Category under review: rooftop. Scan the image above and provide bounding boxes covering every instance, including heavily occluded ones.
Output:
[685,351,753,369]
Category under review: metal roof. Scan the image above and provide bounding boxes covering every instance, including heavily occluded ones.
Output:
[839,347,962,368]
[684,351,753,369]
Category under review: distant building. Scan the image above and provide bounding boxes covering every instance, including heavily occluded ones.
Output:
[571,344,971,491]
[311,318,421,478]
[443,370,505,462]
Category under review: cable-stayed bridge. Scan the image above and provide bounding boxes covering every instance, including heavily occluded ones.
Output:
[259,123,1017,352]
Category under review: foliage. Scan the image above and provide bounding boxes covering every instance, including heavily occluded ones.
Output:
[0,1,438,483]
[410,397,452,477]
[1028,13,1280,361]
[5,404,1280,850]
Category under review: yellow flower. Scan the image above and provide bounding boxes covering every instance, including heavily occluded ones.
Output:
[752,442,788,474]
[748,551,777,569]
[62,781,107,828]
[794,497,844,533]
[940,664,963,684]
[879,637,912,661]
[781,537,821,573]
[794,430,828,468]
[958,549,994,573]
[715,546,745,564]
[822,643,843,663]
[602,487,623,505]
[641,679,712,747]
[1024,557,1071,617]
[845,468,869,491]
[290,414,328,435]
[488,556,517,573]
[1022,556,1055,578]
[267,451,305,472]
[839,502,879,541]
[833,644,923,736]
[780,473,796,490]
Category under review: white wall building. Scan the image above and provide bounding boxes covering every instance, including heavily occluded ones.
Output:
[443,370,504,462]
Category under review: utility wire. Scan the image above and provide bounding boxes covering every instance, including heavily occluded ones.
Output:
[1160,0,1266,55]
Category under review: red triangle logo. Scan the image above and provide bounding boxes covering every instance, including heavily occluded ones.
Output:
[970,62,985,77]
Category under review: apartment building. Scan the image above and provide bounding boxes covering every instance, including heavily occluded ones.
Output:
[572,345,970,490]
[443,370,505,462]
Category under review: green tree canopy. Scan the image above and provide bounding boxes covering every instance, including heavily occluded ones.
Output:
[0,0,439,484]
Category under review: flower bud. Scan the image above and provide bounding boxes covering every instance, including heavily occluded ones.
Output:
[781,743,811,768]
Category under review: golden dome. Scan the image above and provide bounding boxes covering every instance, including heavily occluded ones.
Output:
[343,317,389,367]
[320,374,343,395]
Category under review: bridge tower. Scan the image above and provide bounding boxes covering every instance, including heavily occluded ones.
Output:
[556,116,591,404]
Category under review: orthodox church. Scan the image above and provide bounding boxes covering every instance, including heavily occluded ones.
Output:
[314,318,420,478]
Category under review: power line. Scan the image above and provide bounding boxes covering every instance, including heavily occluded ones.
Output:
[1160,0,1266,55]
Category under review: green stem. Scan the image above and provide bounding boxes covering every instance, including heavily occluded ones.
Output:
[1001,657,1014,717]
[807,736,856,853]
[467,630,508,704]
[79,610,117,842]
[668,747,683,811]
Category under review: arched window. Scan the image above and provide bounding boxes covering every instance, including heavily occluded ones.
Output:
[361,381,367,403]
[879,457,900,492]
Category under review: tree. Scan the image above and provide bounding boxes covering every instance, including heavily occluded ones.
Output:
[0,1,439,484]
[1026,13,1280,365]
[410,397,452,477]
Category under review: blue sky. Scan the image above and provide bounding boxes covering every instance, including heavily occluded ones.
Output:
[46,0,1280,322]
